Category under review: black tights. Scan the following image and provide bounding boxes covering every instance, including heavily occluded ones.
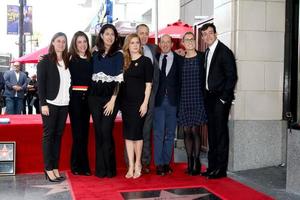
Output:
[183,126,201,159]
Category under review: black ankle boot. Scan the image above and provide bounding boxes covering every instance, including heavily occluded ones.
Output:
[192,157,201,175]
[187,156,194,175]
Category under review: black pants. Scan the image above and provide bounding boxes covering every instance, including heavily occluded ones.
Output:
[28,95,40,114]
[89,96,118,177]
[206,91,232,172]
[69,91,90,173]
[41,104,68,170]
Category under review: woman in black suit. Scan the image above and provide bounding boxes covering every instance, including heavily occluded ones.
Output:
[69,31,92,176]
[37,32,71,182]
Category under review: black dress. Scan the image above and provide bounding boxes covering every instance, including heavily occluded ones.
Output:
[121,56,153,140]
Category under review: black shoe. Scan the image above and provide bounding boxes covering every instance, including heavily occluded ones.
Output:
[186,156,194,175]
[207,169,227,179]
[44,170,60,182]
[201,169,214,177]
[142,164,150,174]
[156,165,165,176]
[71,171,80,175]
[82,172,91,176]
[55,175,66,181]
[163,164,173,174]
[192,158,201,175]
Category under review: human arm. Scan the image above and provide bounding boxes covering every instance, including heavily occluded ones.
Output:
[140,82,152,117]
[220,48,238,102]
[37,58,49,115]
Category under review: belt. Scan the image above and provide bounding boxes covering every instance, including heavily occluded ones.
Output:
[72,86,88,91]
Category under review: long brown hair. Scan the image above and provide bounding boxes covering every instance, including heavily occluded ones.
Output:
[48,32,69,69]
[69,31,91,61]
[122,33,142,71]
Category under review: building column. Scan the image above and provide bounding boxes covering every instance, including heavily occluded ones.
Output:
[213,0,286,171]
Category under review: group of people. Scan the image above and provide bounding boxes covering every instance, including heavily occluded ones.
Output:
[0,63,39,115]
[37,22,237,183]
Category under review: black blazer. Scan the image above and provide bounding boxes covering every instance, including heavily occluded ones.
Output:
[155,52,180,107]
[206,41,238,102]
[37,54,61,106]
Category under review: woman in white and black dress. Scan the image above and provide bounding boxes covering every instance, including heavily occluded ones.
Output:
[89,24,123,178]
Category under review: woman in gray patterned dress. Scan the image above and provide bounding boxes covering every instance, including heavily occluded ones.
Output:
[178,32,207,175]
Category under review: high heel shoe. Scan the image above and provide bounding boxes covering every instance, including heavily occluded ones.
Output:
[125,166,134,179]
[44,170,60,182]
[133,165,142,179]
[53,169,66,181]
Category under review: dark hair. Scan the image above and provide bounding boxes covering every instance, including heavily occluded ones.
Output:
[69,31,91,61]
[136,23,149,32]
[48,32,69,69]
[200,23,217,35]
[96,24,120,57]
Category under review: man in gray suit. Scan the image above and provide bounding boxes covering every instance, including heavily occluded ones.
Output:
[136,24,159,173]
[3,62,28,114]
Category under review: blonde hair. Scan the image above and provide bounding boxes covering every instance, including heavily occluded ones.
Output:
[122,33,142,71]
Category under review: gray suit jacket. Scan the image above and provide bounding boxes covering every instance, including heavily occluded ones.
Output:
[3,70,28,98]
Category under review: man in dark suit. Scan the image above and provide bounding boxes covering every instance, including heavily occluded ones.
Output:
[136,24,159,173]
[153,34,180,176]
[3,62,28,114]
[200,23,238,179]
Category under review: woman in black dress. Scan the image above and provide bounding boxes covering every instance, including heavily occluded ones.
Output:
[89,24,123,178]
[122,33,153,179]
[178,32,207,175]
[69,31,92,176]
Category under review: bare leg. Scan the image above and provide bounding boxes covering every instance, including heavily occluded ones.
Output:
[133,140,143,179]
[125,139,134,178]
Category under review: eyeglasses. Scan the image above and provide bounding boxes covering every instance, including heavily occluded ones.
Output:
[183,38,195,43]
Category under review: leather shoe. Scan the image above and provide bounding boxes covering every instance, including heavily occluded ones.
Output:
[156,165,165,176]
[142,164,150,174]
[71,171,80,175]
[163,164,173,174]
[82,172,91,176]
[201,170,214,177]
[207,169,227,179]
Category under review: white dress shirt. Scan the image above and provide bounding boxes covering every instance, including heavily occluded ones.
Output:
[46,61,71,106]
[205,39,219,90]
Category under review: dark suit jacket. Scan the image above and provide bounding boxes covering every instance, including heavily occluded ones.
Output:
[155,52,180,107]
[37,54,61,106]
[3,70,28,98]
[144,44,160,110]
[206,41,238,102]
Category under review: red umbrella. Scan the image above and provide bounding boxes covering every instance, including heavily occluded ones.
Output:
[149,20,193,39]
[12,46,49,64]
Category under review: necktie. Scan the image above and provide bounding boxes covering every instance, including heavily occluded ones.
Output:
[204,48,210,69]
[161,54,168,76]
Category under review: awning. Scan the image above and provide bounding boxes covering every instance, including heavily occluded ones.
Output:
[12,46,48,64]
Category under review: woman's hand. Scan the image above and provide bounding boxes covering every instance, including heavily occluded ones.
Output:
[139,102,147,117]
[103,99,115,116]
[41,105,49,116]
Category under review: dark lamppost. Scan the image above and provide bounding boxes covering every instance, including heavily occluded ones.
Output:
[19,0,26,57]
